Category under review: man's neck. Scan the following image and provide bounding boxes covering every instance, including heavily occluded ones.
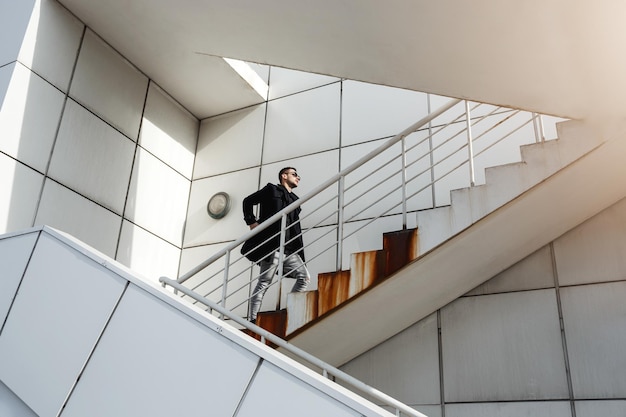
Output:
[280,182,292,193]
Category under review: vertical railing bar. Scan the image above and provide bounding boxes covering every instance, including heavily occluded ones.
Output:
[538,114,546,142]
[275,214,288,311]
[427,94,436,209]
[336,176,346,271]
[220,250,230,320]
[532,112,540,143]
[465,100,476,187]
[401,136,408,229]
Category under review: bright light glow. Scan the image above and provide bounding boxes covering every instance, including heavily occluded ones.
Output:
[223,58,268,99]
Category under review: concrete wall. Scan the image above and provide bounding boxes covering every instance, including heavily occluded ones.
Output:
[0,0,198,284]
[340,196,626,417]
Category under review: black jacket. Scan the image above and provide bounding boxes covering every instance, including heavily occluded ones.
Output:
[241,183,305,262]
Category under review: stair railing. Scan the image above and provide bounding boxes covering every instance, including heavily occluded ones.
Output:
[160,98,549,322]
[160,276,429,417]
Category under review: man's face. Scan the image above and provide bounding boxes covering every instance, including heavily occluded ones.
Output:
[283,170,300,188]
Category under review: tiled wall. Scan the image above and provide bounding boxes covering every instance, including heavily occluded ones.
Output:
[0,0,198,282]
[340,196,626,417]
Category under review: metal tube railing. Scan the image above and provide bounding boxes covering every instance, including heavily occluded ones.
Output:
[168,98,462,287]
[465,100,476,186]
[166,100,551,314]
[160,276,429,417]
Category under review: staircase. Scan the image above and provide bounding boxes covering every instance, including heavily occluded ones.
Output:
[283,119,626,367]
[256,228,419,335]
[255,120,600,340]
[247,119,622,364]
[161,102,626,367]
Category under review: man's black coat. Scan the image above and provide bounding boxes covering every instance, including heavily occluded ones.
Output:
[241,183,305,263]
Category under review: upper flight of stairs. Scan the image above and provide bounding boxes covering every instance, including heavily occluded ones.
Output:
[249,120,626,366]
[254,228,419,339]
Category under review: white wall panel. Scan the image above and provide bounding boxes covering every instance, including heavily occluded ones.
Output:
[297,224,337,290]
[554,197,626,286]
[340,313,440,405]
[194,103,266,179]
[0,63,65,172]
[140,84,198,179]
[35,179,121,258]
[341,215,405,270]
[467,245,554,296]
[380,405,440,417]
[445,401,571,417]
[264,84,340,163]
[258,150,340,230]
[237,361,361,417]
[0,0,36,67]
[184,168,258,247]
[178,241,253,319]
[116,220,181,285]
[70,29,148,140]
[341,81,428,146]
[0,233,126,417]
[441,290,569,402]
[0,231,38,325]
[576,400,626,416]
[0,63,10,103]
[268,67,339,100]
[0,380,38,417]
[17,0,83,91]
[560,282,626,398]
[0,153,44,233]
[49,99,135,214]
[340,138,435,220]
[124,148,190,246]
[61,284,259,417]
[469,111,530,180]
[249,62,269,85]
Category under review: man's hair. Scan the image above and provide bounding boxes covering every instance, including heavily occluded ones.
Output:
[279,167,296,182]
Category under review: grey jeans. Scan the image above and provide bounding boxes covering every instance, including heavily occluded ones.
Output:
[249,251,310,321]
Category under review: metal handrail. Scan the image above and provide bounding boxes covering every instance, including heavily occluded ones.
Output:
[160,275,428,417]
[161,100,552,316]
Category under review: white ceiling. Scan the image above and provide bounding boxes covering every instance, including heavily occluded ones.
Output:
[57,0,626,122]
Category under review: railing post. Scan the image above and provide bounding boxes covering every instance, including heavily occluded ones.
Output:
[532,112,546,143]
[401,136,408,229]
[539,115,546,142]
[427,94,436,209]
[220,250,230,320]
[465,100,476,187]
[336,176,346,271]
[276,213,288,310]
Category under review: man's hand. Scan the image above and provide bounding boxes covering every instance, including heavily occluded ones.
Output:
[249,222,259,230]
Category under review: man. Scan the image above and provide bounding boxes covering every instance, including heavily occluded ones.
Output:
[242,167,310,323]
